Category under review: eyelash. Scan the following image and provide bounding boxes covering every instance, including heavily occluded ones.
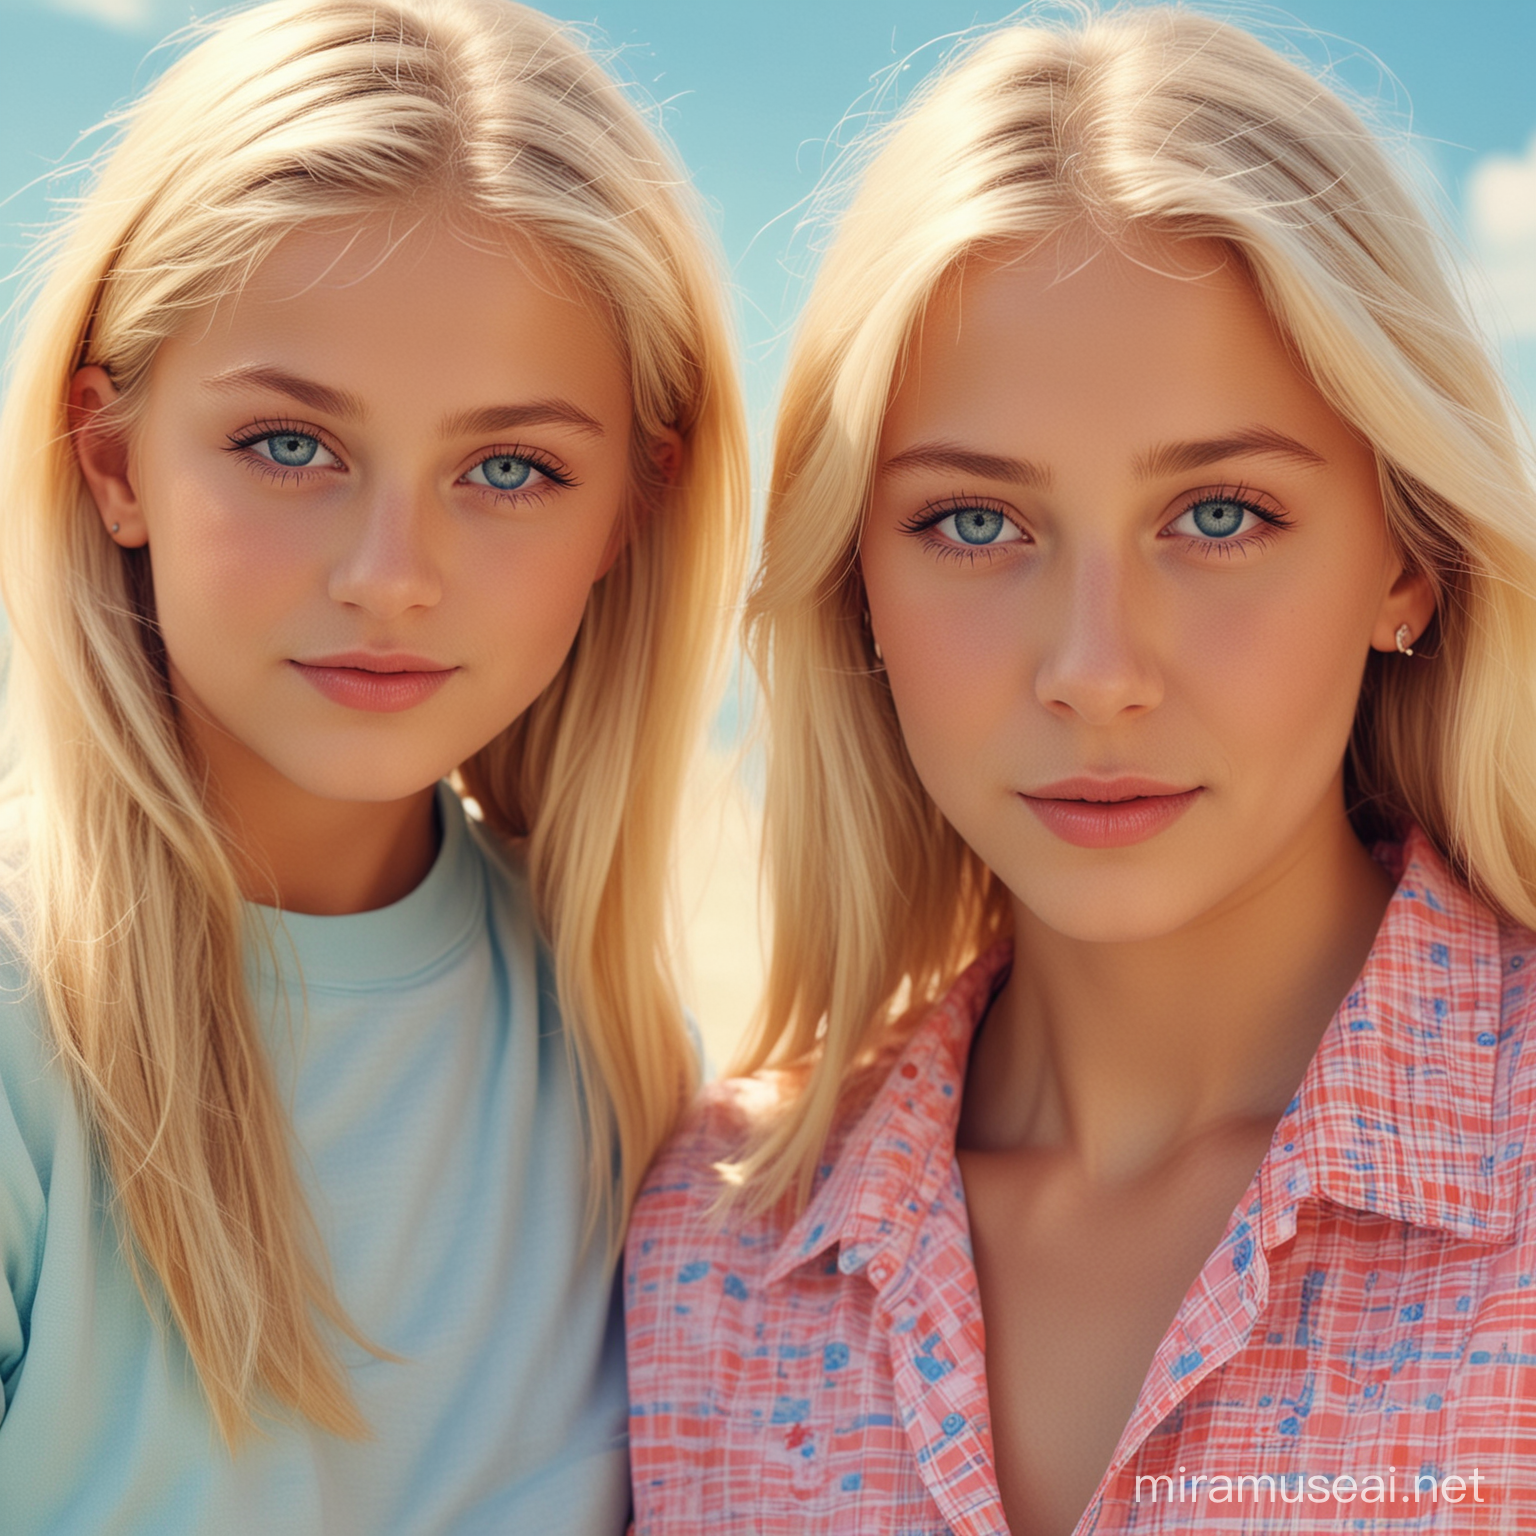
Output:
[896,485,1297,563]
[1165,485,1296,559]
[461,444,578,503]
[898,496,1023,565]
[224,421,579,502]
[225,420,341,485]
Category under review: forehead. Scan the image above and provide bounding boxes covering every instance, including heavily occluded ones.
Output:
[149,217,630,426]
[882,234,1351,466]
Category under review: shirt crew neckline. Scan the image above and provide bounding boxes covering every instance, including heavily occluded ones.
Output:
[246,783,485,992]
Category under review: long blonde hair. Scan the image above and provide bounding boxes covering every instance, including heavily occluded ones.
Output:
[736,6,1536,1212]
[0,0,746,1443]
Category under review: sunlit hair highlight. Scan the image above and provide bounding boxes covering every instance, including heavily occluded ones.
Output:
[0,0,746,1442]
[734,5,1536,1214]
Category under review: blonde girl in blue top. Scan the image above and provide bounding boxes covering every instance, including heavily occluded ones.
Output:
[0,0,746,1529]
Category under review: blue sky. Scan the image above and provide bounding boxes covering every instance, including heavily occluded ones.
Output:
[3,0,1534,432]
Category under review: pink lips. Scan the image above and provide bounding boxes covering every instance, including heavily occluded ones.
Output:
[290,652,458,713]
[1020,776,1201,849]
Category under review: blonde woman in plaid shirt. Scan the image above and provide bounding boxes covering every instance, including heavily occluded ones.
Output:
[627,9,1536,1533]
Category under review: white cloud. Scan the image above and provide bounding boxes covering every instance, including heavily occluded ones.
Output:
[37,0,161,30]
[1467,132,1536,339]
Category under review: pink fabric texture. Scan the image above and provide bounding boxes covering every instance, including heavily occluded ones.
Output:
[626,831,1536,1532]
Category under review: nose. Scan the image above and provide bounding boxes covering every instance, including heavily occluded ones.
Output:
[327,486,444,618]
[1033,546,1163,725]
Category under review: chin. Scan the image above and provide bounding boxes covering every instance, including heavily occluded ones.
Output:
[996,859,1220,946]
[1019,901,1199,947]
[266,749,458,807]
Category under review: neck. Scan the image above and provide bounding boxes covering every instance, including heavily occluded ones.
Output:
[179,705,442,916]
[958,803,1394,1182]
[220,781,441,915]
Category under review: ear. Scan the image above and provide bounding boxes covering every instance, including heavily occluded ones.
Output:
[649,425,683,486]
[69,366,148,548]
[595,426,684,580]
[1369,564,1436,655]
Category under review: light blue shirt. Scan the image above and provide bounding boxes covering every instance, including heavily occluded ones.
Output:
[0,787,628,1534]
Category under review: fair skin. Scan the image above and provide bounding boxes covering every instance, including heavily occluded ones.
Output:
[861,233,1435,1536]
[72,218,662,914]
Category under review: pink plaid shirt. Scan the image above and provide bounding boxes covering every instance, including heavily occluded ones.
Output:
[625,831,1536,1532]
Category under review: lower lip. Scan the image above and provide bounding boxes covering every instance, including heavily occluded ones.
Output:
[290,662,457,713]
[1021,789,1201,849]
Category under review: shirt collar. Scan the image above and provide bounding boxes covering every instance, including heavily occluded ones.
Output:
[768,828,1517,1287]
[765,941,1008,1288]
[1260,827,1516,1245]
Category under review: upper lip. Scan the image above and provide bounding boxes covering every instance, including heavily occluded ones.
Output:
[1023,776,1199,802]
[293,652,456,673]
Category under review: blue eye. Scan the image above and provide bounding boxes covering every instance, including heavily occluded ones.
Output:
[936,507,1021,546]
[1167,497,1265,540]
[467,455,535,492]
[235,428,340,472]
[1164,491,1293,553]
[952,508,1005,544]
[253,431,328,468]
[1187,498,1249,538]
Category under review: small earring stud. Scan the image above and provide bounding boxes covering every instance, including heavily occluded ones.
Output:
[1394,623,1414,657]
[110,523,120,534]
[862,607,885,667]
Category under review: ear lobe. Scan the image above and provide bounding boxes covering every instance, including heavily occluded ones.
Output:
[69,366,148,547]
[1370,565,1436,654]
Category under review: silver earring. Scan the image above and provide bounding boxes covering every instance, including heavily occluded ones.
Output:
[1394,623,1414,657]
[110,522,120,534]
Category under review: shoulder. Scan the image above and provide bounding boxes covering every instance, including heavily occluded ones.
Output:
[0,916,66,1158]
[1443,894,1536,1172]
[1497,916,1536,1065]
[459,801,552,979]
[1499,918,1536,995]
[624,1075,794,1349]
[629,1074,788,1259]
[0,918,69,1335]
[627,946,1002,1276]
[460,802,532,907]
[624,1043,912,1356]
[1399,832,1536,1064]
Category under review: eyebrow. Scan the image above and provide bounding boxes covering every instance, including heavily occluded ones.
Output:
[879,443,1052,489]
[1133,426,1328,478]
[204,365,605,440]
[439,401,605,440]
[879,425,1327,490]
[204,365,365,421]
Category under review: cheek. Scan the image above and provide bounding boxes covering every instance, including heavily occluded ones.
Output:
[477,563,585,664]
[866,547,1024,787]
[1168,554,1381,788]
[140,464,315,645]
[459,516,618,696]
[887,599,1020,745]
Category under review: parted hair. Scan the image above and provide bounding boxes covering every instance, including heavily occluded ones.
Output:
[734,5,1536,1212]
[0,0,747,1442]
